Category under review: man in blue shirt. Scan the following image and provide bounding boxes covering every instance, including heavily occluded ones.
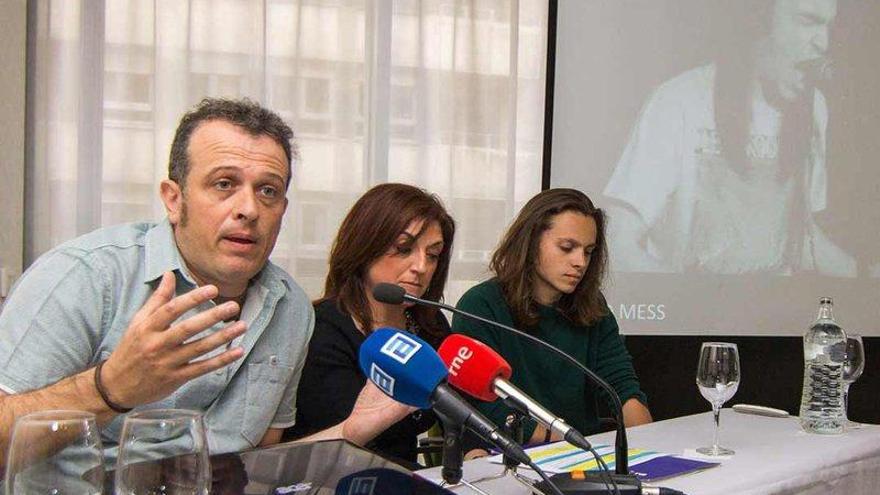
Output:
[0,98,409,466]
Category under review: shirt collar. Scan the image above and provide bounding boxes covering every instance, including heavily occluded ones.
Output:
[143,218,191,284]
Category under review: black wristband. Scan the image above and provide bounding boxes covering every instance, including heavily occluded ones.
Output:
[94,359,132,413]
[543,427,552,443]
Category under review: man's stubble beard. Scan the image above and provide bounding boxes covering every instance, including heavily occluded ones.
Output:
[179,195,189,227]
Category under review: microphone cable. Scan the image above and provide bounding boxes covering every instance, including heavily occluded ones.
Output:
[587,446,619,495]
[525,459,565,495]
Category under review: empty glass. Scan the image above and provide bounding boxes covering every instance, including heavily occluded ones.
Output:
[4,410,104,494]
[115,409,210,495]
[842,334,865,428]
[696,342,740,456]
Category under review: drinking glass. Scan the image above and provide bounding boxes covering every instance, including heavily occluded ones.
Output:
[842,334,865,428]
[115,409,210,495]
[4,410,104,494]
[695,342,740,456]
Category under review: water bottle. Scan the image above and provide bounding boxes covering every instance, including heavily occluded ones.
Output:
[799,297,847,434]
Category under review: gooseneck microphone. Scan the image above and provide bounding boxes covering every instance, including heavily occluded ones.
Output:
[438,334,594,453]
[358,328,531,467]
[372,282,631,476]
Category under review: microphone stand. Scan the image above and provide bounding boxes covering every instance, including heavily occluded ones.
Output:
[502,406,527,471]
[466,401,553,495]
[436,414,491,495]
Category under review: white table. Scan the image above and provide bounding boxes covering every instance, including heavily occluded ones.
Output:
[418,410,880,495]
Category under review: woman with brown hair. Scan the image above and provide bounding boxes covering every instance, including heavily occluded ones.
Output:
[453,188,651,455]
[284,183,455,466]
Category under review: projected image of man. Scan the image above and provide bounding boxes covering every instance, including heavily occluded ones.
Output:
[604,0,855,276]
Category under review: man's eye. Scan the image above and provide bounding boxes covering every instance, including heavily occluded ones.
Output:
[260,185,278,198]
[560,245,573,253]
[215,179,233,190]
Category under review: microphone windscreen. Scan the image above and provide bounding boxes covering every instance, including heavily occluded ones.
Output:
[437,334,512,402]
[372,283,407,305]
[358,327,448,409]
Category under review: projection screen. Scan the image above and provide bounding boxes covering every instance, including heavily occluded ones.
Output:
[547,0,880,335]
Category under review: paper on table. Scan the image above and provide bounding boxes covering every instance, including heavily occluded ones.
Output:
[488,443,720,482]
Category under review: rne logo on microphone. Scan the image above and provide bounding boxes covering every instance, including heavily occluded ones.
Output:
[348,476,377,495]
[447,346,473,377]
[380,332,422,364]
[370,363,395,397]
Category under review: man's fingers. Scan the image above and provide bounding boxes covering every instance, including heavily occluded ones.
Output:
[178,347,245,382]
[132,272,177,321]
[165,300,240,345]
[176,321,247,363]
[150,284,220,330]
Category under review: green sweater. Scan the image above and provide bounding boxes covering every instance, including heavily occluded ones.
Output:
[452,279,647,442]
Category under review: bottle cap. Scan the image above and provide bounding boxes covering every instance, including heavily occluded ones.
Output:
[819,297,833,305]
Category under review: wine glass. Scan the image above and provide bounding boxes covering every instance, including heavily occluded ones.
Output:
[115,409,210,495]
[4,410,104,494]
[695,342,740,456]
[842,334,865,429]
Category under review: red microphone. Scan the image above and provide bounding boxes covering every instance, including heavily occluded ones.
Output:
[437,334,592,451]
[438,334,511,401]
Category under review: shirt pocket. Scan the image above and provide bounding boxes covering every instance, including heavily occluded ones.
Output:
[241,361,294,447]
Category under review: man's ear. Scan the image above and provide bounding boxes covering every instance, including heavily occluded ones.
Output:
[160,179,183,225]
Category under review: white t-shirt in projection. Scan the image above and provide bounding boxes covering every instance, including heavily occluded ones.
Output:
[604,64,855,276]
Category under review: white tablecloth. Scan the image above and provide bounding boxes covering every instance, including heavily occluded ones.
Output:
[417,410,880,494]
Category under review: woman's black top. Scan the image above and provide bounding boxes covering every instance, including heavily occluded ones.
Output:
[283,299,448,465]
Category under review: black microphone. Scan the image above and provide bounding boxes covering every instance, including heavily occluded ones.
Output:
[372,282,410,305]
[372,282,632,476]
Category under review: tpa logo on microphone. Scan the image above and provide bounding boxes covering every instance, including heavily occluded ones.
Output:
[380,332,422,364]
[370,363,395,397]
[447,346,473,377]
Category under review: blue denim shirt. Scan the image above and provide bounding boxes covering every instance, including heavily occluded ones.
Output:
[0,219,314,463]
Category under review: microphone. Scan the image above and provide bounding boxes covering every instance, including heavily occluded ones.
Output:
[371,283,409,305]
[358,328,531,467]
[372,282,632,476]
[438,334,593,452]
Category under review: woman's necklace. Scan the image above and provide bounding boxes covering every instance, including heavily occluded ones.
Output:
[404,309,420,335]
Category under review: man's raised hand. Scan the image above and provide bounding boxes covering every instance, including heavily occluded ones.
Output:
[98,272,246,409]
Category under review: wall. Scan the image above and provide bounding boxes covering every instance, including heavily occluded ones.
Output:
[0,0,26,302]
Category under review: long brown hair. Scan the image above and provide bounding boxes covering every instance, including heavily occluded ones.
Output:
[490,188,608,328]
[320,183,455,340]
